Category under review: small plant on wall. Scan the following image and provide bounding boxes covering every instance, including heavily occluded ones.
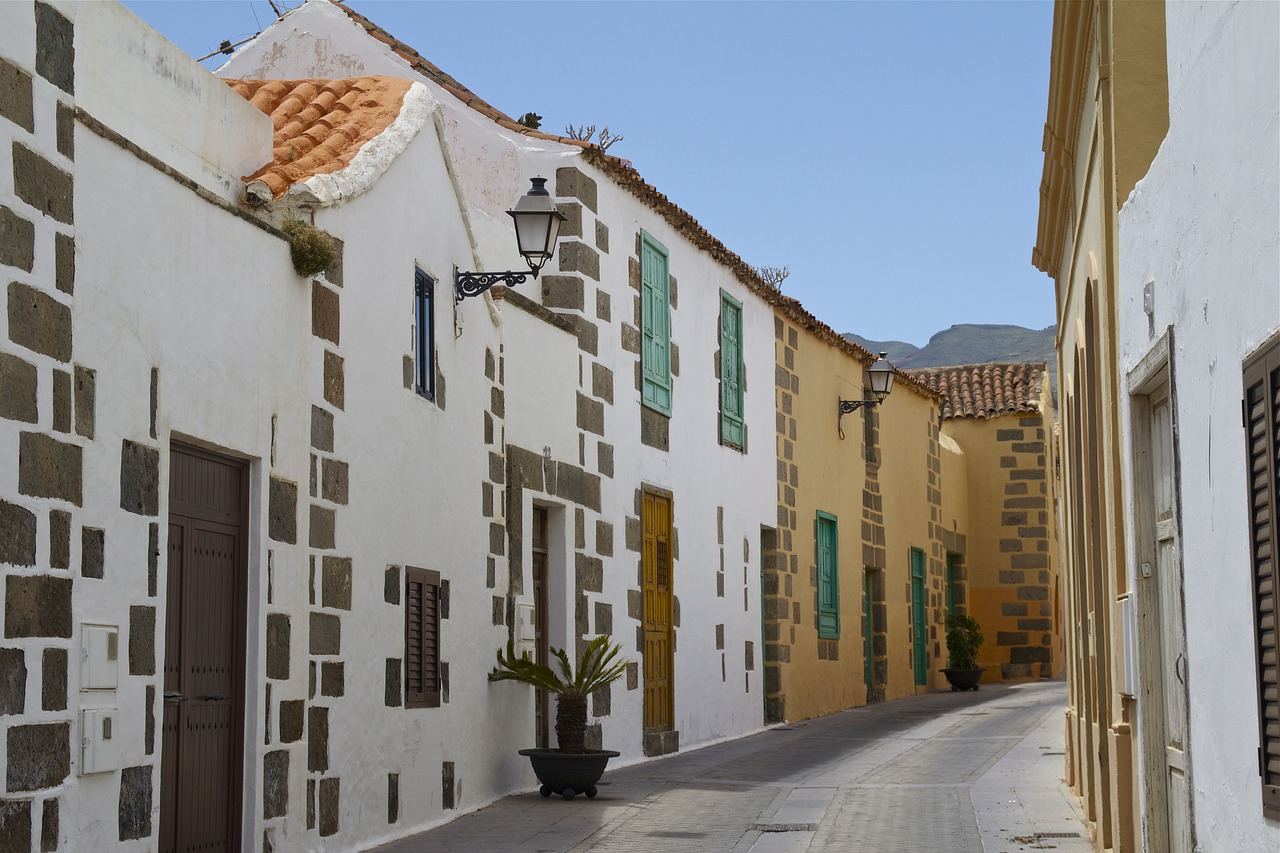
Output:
[281,218,335,277]
[943,613,985,691]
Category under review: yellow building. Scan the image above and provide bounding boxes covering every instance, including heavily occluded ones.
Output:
[914,363,1063,683]
[1033,2,1169,850]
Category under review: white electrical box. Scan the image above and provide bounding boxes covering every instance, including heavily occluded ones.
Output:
[515,603,537,659]
[1114,595,1137,698]
[80,708,122,774]
[80,624,119,691]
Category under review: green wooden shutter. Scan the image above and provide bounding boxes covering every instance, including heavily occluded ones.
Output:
[817,512,839,639]
[945,553,958,618]
[911,548,927,685]
[640,233,671,414]
[719,290,744,447]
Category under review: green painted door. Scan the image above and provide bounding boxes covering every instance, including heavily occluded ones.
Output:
[862,570,873,691]
[816,512,839,639]
[911,548,927,685]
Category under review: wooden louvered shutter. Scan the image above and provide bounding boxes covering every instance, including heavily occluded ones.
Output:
[1244,336,1280,817]
[640,233,672,415]
[405,567,441,709]
[719,291,745,448]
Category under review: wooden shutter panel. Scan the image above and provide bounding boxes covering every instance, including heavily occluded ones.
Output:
[720,293,745,448]
[1245,338,1280,817]
[817,513,839,638]
[641,235,672,414]
[405,567,441,709]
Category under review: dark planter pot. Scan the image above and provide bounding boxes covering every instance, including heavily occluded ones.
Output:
[942,668,984,691]
[519,748,620,800]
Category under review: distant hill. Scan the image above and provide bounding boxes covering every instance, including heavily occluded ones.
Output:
[845,324,1058,400]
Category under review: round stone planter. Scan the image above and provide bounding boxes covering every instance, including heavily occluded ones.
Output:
[519,748,620,800]
[942,667,984,691]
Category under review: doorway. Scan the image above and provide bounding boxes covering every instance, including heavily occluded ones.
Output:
[910,547,927,686]
[1131,359,1193,853]
[160,444,249,853]
[531,506,550,748]
[642,490,674,734]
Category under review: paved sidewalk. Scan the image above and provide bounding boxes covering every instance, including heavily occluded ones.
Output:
[374,681,1090,853]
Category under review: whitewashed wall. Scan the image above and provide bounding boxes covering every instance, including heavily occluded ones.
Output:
[1116,1,1280,849]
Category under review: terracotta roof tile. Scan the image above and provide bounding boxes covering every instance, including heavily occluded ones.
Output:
[226,75,414,197]
[908,363,1047,420]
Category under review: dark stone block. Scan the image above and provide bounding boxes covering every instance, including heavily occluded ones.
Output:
[268,478,297,544]
[591,362,614,405]
[385,658,401,707]
[621,322,641,353]
[120,440,159,516]
[50,369,69,432]
[320,459,348,505]
[12,143,72,224]
[1018,618,1052,631]
[0,501,36,566]
[309,504,335,549]
[128,606,155,676]
[278,699,303,743]
[597,441,613,478]
[1011,553,1048,569]
[40,648,65,713]
[384,565,400,604]
[576,553,603,593]
[0,648,25,715]
[1009,646,1051,664]
[320,661,344,697]
[576,392,604,435]
[321,556,352,610]
[388,772,399,824]
[308,706,329,772]
[595,220,609,254]
[311,281,340,344]
[144,684,154,754]
[118,765,152,840]
[555,462,601,512]
[997,631,1029,646]
[506,445,543,491]
[559,241,600,280]
[54,233,73,295]
[0,799,30,853]
[318,777,339,836]
[555,167,597,212]
[489,522,505,556]
[440,579,450,619]
[39,797,56,852]
[310,406,334,452]
[0,60,34,132]
[309,613,340,655]
[541,274,583,310]
[0,205,34,272]
[55,102,73,159]
[996,429,1024,442]
[1017,586,1049,601]
[7,722,68,791]
[72,365,93,437]
[8,281,71,362]
[265,613,290,680]
[556,201,582,238]
[35,3,74,94]
[591,684,611,717]
[594,601,612,635]
[80,526,103,579]
[323,350,343,410]
[441,761,455,809]
[595,520,613,557]
[263,750,288,819]
[4,575,71,638]
[147,523,158,596]
[640,405,669,451]
[1001,602,1028,617]
[0,352,37,423]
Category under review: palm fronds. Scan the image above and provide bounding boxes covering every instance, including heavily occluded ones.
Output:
[490,636,629,698]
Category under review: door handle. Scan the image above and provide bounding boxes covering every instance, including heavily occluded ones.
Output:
[1174,653,1185,685]
[163,692,185,702]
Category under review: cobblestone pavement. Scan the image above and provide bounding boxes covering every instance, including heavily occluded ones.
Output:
[374,681,1091,853]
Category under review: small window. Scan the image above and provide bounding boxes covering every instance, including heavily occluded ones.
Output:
[640,232,671,415]
[404,566,441,709]
[414,268,435,400]
[719,290,745,448]
[816,511,839,639]
[1242,333,1280,817]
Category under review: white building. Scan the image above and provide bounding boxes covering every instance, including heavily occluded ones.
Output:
[1115,2,1279,850]
[0,1,785,850]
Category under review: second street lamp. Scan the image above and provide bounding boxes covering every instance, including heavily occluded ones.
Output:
[838,351,897,439]
[455,177,567,301]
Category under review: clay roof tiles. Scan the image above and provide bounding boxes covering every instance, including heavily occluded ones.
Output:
[225,76,414,197]
[908,363,1047,420]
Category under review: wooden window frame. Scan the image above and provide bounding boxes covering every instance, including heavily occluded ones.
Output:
[404,566,442,709]
[718,289,745,450]
[1243,331,1280,818]
[640,231,672,416]
[816,511,839,639]
[414,268,436,401]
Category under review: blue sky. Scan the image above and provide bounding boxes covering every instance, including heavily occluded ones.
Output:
[123,0,1056,346]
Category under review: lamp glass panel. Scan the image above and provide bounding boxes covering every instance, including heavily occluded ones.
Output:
[869,362,894,399]
[513,212,553,259]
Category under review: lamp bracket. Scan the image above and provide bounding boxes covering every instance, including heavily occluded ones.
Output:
[837,397,881,440]
[455,267,535,302]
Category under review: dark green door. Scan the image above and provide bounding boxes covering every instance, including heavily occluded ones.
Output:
[945,553,958,619]
[816,512,839,639]
[910,548,927,685]
[862,570,873,691]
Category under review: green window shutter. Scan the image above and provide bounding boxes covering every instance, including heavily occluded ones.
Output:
[719,291,744,447]
[911,548,927,684]
[945,553,958,618]
[640,233,671,414]
[817,512,839,639]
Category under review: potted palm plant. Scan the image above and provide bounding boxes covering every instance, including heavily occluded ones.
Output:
[942,613,985,691]
[490,635,628,799]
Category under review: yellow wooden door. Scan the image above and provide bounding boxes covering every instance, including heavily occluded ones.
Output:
[642,491,674,731]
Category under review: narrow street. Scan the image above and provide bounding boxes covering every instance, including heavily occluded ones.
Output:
[376,681,1090,853]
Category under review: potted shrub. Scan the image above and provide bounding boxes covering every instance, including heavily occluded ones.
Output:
[942,613,985,691]
[490,635,628,799]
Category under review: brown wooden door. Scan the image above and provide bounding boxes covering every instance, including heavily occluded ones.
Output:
[642,491,674,732]
[160,446,248,853]
[531,507,550,748]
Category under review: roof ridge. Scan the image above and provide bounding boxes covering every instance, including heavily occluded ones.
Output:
[907,363,1046,420]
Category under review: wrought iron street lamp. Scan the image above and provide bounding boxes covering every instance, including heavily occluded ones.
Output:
[455,177,567,301]
[837,351,896,439]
